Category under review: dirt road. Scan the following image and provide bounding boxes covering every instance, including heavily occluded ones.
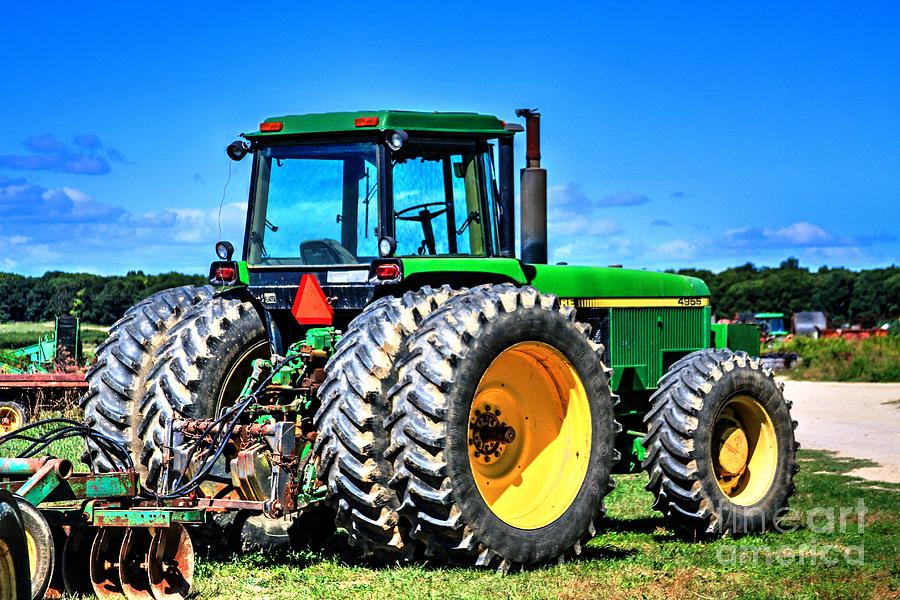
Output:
[781,380,900,483]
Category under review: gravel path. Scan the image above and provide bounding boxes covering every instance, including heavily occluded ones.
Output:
[781,380,900,483]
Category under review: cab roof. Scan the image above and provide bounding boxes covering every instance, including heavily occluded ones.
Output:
[244,110,513,139]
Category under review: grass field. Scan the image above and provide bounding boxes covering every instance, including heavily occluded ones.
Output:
[778,335,900,383]
[6,418,895,599]
[190,451,898,600]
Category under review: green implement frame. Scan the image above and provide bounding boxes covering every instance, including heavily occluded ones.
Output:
[0,317,83,375]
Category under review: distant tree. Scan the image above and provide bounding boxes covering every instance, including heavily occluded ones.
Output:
[850,268,898,326]
[886,272,900,318]
[87,277,145,324]
[0,262,894,327]
[0,274,28,322]
[812,267,856,324]
[780,257,800,270]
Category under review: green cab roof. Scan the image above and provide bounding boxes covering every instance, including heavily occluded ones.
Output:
[755,312,785,318]
[245,110,513,139]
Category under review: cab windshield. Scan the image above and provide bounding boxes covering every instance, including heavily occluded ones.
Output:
[247,142,379,265]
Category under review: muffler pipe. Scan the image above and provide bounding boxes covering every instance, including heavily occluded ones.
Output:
[516,108,547,264]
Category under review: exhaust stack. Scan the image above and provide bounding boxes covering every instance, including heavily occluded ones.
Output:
[517,108,547,264]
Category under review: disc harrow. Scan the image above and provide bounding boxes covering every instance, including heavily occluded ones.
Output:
[0,458,201,600]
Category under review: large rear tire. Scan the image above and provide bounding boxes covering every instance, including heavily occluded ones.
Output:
[313,285,456,558]
[386,284,619,570]
[642,348,799,537]
[80,286,213,473]
[137,294,268,489]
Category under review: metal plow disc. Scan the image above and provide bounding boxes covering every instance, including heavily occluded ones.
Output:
[62,524,96,596]
[90,527,127,599]
[148,523,194,600]
[119,528,154,600]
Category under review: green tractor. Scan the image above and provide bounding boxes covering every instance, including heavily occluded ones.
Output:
[80,109,798,568]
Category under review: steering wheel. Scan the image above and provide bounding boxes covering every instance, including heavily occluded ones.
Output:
[394,202,447,223]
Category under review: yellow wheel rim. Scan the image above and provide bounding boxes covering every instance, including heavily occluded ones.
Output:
[25,531,36,580]
[468,342,592,530]
[0,540,16,600]
[0,408,22,434]
[713,394,778,506]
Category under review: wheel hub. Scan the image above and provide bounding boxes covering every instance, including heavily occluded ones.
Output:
[716,421,749,477]
[467,342,593,530]
[469,404,516,462]
[0,408,20,434]
[712,395,779,505]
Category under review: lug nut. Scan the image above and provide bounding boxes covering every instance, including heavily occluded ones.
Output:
[503,426,516,443]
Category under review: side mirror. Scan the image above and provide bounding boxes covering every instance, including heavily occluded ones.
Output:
[226,140,250,161]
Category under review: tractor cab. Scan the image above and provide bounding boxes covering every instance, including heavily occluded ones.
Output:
[226,111,517,264]
[246,130,500,265]
[214,111,521,342]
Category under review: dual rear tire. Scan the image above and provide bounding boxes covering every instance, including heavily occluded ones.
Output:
[384,284,619,568]
[313,284,619,568]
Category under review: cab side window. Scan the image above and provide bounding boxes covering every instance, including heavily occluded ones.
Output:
[391,149,486,256]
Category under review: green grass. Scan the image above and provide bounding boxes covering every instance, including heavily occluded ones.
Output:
[192,451,899,599]
[773,335,900,382]
[5,414,897,599]
[0,408,86,463]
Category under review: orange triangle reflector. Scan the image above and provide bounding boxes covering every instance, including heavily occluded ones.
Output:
[291,274,334,325]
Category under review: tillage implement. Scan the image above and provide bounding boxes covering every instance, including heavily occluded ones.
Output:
[0,109,798,598]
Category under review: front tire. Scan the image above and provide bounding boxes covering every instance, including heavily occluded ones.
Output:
[386,284,618,569]
[642,348,799,537]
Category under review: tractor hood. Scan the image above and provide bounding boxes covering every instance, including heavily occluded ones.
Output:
[528,264,710,301]
[390,258,709,302]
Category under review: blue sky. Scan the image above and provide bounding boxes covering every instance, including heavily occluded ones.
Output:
[1,2,897,275]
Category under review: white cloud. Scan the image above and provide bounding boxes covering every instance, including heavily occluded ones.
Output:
[0,175,248,274]
[654,240,699,260]
[722,221,845,248]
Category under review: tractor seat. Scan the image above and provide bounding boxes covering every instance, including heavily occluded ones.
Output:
[299,239,359,265]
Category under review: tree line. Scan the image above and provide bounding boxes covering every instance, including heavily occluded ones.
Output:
[0,271,206,325]
[672,258,899,326]
[0,258,897,327]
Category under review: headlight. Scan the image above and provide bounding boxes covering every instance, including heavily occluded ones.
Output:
[378,236,397,257]
[386,129,408,151]
[215,240,235,260]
